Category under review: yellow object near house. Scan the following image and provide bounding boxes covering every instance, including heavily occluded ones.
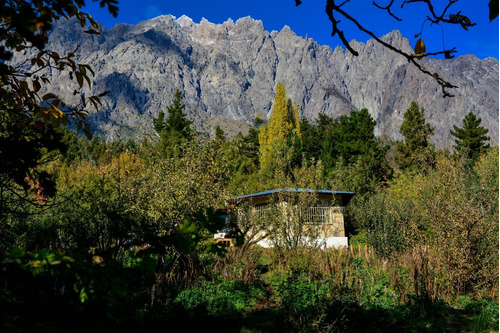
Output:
[215,189,354,248]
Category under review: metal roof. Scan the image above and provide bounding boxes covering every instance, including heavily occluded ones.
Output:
[228,188,355,202]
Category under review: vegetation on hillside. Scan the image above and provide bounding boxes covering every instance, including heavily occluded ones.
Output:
[1,82,498,331]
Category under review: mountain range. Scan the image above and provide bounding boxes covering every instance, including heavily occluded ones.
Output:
[18,15,499,147]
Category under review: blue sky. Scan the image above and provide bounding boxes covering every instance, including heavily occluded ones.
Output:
[85,0,499,59]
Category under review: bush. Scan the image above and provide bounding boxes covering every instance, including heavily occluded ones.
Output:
[174,279,262,319]
[466,299,499,332]
[271,271,333,331]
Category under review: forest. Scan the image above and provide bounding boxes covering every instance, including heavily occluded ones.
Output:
[1,82,498,331]
[0,0,498,331]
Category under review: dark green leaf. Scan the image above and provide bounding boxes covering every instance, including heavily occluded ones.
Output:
[75,71,83,87]
[178,219,197,234]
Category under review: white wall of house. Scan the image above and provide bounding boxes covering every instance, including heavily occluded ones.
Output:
[256,236,348,249]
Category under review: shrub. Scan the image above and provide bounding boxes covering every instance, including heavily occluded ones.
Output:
[174,279,262,319]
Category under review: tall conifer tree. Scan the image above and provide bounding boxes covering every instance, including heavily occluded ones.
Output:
[450,112,490,161]
[153,89,193,157]
[320,108,391,185]
[395,101,435,171]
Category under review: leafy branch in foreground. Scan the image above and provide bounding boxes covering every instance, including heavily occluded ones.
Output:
[0,0,116,199]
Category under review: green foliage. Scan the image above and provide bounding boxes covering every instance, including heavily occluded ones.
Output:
[353,150,499,295]
[153,89,193,157]
[323,109,375,164]
[351,192,424,257]
[241,127,260,160]
[0,114,65,197]
[174,279,262,319]
[298,117,318,160]
[450,111,490,161]
[0,51,497,330]
[271,272,332,331]
[214,125,225,141]
[0,0,117,207]
[395,101,435,171]
[131,142,231,237]
[262,248,482,332]
[299,113,337,162]
[321,109,391,188]
[156,90,192,137]
[467,298,499,331]
[2,2,497,331]
[1,245,157,327]
[224,127,262,194]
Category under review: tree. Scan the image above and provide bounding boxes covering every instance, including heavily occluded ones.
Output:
[0,0,117,205]
[153,89,193,158]
[214,125,226,142]
[300,113,336,161]
[296,0,498,97]
[395,101,435,171]
[241,127,260,163]
[355,150,498,294]
[321,109,391,183]
[0,1,132,323]
[154,90,192,137]
[322,109,378,164]
[258,83,301,172]
[450,112,490,161]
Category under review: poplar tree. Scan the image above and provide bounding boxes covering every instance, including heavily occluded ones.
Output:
[450,112,490,161]
[258,83,301,171]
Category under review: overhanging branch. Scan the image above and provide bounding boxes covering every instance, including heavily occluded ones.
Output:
[319,0,467,97]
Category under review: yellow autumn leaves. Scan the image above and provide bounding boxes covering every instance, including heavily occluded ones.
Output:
[258,83,301,172]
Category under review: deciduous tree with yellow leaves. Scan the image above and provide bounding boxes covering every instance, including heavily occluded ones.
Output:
[258,83,301,172]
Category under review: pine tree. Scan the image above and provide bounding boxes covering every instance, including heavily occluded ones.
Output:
[336,109,378,164]
[258,83,301,171]
[395,101,435,171]
[450,112,490,161]
[300,113,337,161]
[214,125,226,142]
[153,89,193,138]
[153,90,193,157]
[320,108,391,183]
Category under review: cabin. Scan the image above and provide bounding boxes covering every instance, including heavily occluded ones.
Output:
[215,188,354,248]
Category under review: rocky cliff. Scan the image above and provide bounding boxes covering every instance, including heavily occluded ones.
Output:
[20,15,499,147]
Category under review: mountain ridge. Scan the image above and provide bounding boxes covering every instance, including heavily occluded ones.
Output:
[17,15,499,147]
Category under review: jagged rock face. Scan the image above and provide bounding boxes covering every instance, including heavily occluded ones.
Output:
[18,15,499,147]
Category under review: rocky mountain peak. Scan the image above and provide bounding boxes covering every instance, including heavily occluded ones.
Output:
[15,15,498,146]
[379,30,413,53]
[177,15,196,28]
[277,25,297,37]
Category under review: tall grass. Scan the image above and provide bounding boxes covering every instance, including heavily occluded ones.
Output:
[156,244,498,331]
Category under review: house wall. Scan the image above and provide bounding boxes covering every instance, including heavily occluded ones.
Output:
[222,191,351,248]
